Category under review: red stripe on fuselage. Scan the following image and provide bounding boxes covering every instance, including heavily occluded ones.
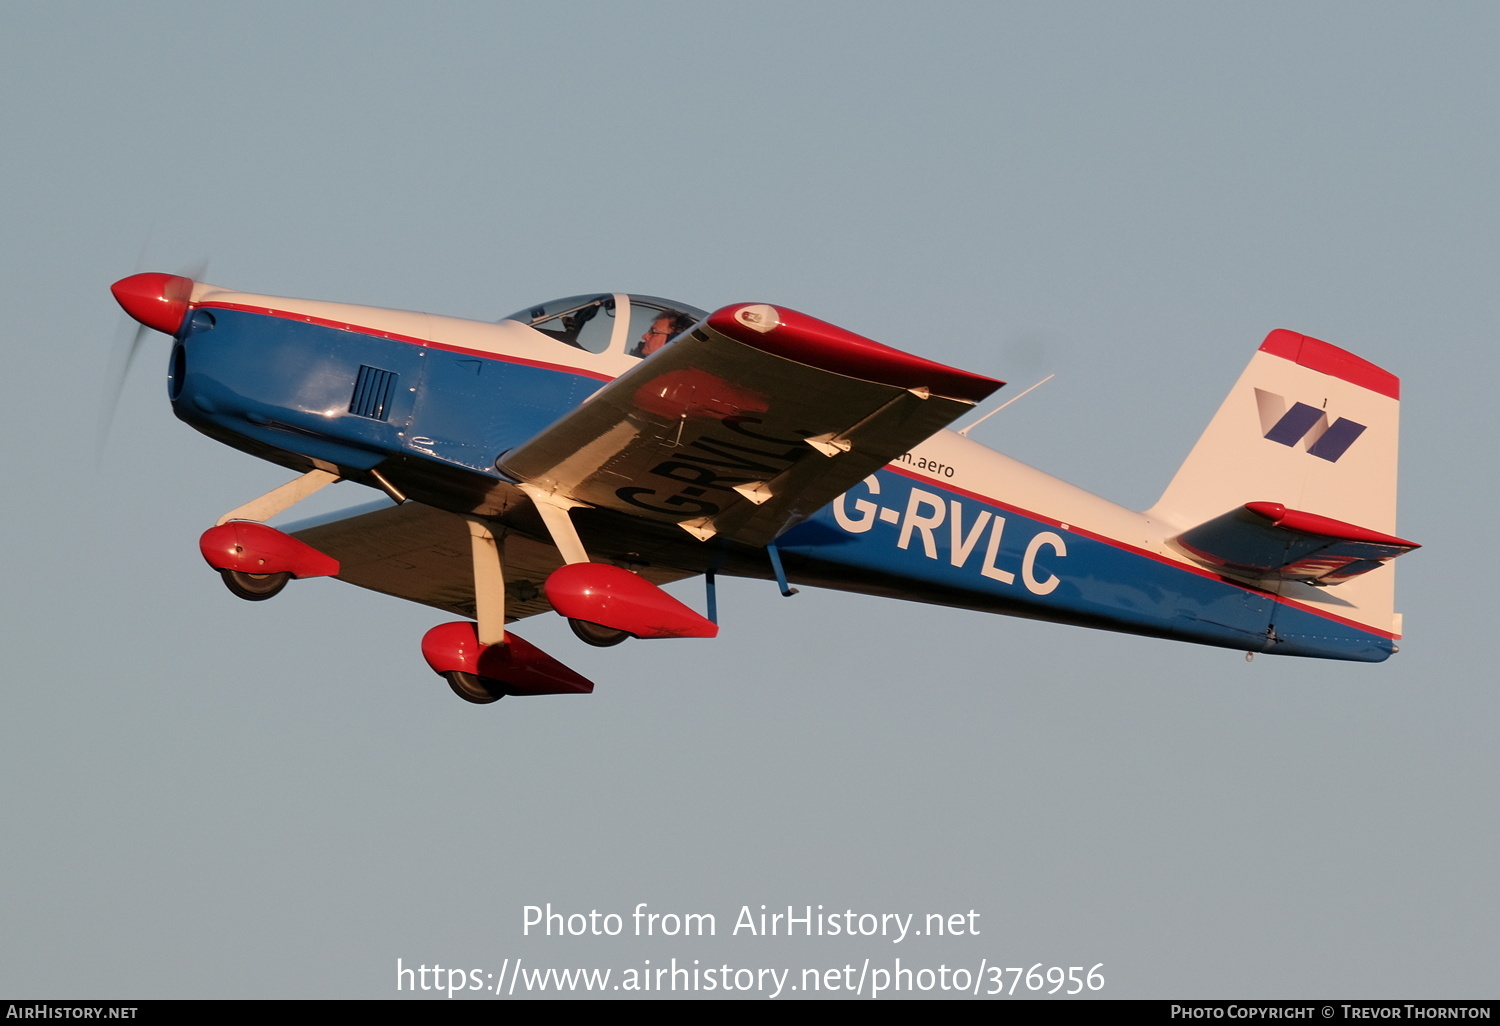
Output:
[886,465,1399,639]
[196,301,617,383]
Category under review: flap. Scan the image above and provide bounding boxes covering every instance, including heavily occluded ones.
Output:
[497,303,1003,547]
[1173,501,1420,586]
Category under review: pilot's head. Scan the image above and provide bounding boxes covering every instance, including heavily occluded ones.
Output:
[637,310,695,357]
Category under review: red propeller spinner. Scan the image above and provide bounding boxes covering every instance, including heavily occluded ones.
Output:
[110,272,195,336]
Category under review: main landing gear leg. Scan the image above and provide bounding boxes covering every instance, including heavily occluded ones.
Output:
[436,519,510,704]
[468,518,507,647]
[519,484,630,646]
[517,484,714,644]
[202,469,344,602]
[214,468,340,526]
[422,520,596,703]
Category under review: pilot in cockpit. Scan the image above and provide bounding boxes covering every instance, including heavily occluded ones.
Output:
[631,309,697,358]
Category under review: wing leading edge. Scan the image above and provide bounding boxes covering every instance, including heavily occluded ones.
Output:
[498,303,1003,547]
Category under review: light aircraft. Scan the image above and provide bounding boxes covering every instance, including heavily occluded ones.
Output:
[109,273,1418,703]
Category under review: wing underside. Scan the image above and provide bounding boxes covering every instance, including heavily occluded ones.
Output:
[288,501,694,622]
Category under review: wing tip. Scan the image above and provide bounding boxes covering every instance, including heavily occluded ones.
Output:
[708,304,1004,403]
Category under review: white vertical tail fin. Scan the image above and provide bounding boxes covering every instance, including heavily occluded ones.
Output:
[1149,330,1407,635]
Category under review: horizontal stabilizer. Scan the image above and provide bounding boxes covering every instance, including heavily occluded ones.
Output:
[1173,501,1419,586]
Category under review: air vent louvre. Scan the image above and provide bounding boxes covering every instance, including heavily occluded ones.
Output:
[349,365,397,420]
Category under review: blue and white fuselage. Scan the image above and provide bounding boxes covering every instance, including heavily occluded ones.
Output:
[161,281,1404,672]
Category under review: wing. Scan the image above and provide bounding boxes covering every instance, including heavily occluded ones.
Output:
[498,303,1003,546]
[286,500,695,621]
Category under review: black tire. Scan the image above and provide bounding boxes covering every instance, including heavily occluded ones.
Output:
[220,569,291,601]
[443,671,505,704]
[569,618,631,647]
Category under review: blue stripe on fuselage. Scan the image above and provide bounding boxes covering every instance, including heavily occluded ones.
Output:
[775,470,1394,662]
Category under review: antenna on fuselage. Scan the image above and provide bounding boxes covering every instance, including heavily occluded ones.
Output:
[956,373,1055,438]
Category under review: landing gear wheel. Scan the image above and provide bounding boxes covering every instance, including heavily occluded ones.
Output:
[569,618,632,647]
[443,671,505,704]
[220,569,291,601]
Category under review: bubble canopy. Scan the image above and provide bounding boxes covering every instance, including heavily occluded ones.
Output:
[502,294,708,358]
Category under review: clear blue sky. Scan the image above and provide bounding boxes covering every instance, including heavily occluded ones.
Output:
[1,0,1494,998]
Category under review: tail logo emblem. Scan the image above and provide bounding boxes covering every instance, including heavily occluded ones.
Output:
[1256,391,1366,463]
